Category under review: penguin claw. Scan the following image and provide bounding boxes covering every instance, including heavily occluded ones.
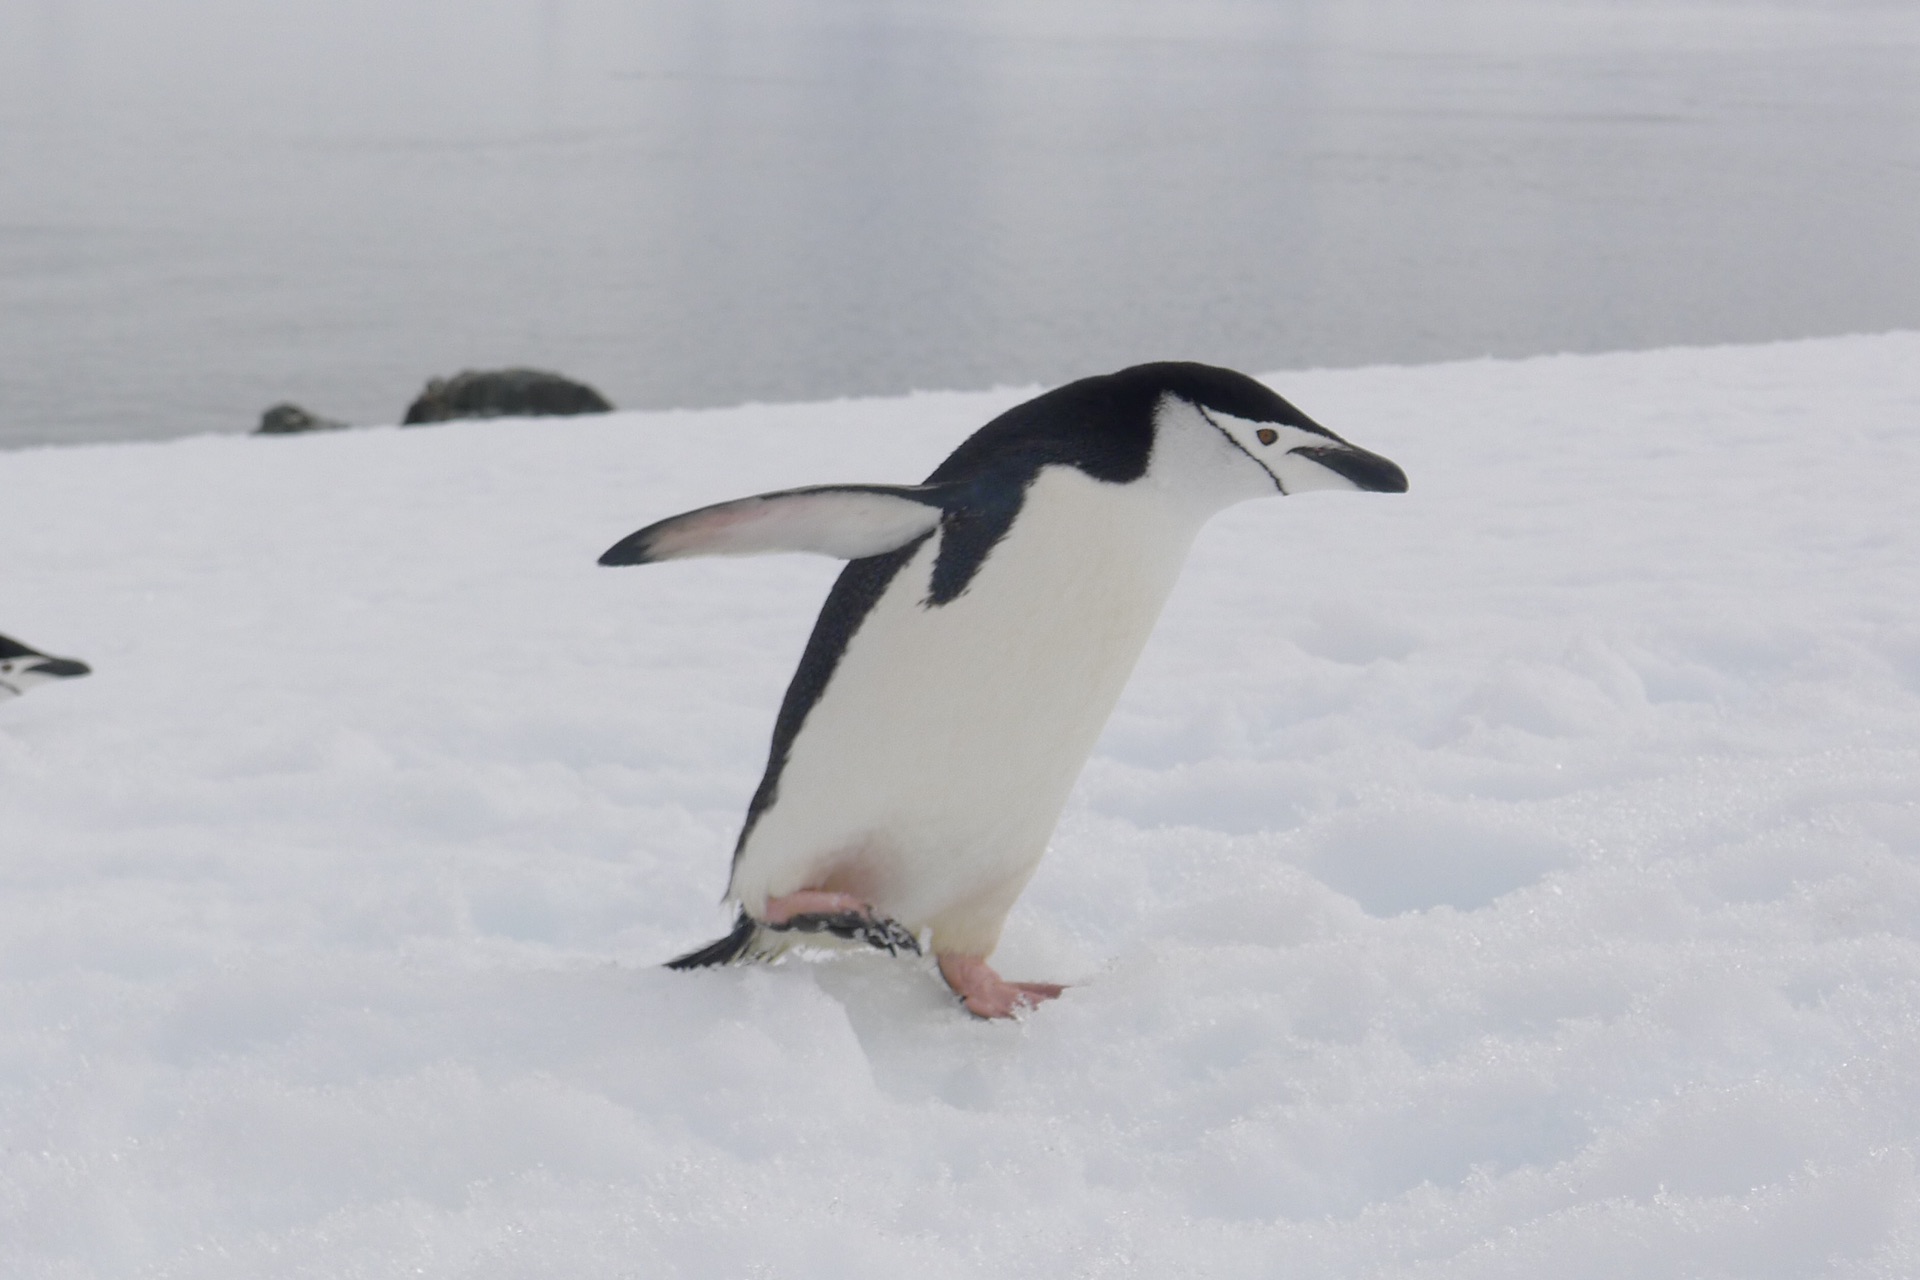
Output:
[937,954,1065,1019]
[766,910,922,957]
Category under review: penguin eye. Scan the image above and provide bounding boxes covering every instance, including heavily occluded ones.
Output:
[1256,428,1278,446]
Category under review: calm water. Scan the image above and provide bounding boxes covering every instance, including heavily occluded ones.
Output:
[2,0,1916,448]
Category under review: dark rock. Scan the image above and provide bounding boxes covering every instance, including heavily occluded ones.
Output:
[402,368,613,426]
[255,403,348,435]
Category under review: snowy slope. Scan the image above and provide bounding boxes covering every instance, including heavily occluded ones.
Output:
[3,334,1919,1278]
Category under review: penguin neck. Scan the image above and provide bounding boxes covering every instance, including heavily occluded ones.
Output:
[956,464,1205,640]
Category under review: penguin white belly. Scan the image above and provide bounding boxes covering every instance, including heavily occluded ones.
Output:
[729,465,1200,954]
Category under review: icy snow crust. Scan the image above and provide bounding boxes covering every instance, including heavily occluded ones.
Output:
[4,335,1919,1277]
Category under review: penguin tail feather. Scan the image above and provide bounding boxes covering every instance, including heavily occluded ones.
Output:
[664,912,763,970]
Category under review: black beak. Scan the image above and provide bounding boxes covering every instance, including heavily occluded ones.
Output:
[1293,445,1409,493]
[28,658,91,679]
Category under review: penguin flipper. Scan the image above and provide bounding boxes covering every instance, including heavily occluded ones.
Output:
[599,484,947,566]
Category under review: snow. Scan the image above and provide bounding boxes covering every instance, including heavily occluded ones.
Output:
[4,333,1919,1277]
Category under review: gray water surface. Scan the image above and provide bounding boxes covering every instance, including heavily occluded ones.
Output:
[2,0,1916,448]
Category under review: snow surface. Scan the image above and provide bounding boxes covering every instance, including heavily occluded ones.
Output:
[4,334,1919,1278]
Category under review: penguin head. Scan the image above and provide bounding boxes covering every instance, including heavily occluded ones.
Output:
[1137,363,1408,511]
[928,362,1408,514]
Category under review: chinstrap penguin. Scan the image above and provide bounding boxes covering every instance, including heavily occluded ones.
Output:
[601,362,1407,1017]
[0,633,91,702]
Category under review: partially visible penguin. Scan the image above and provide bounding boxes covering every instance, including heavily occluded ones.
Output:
[0,633,91,702]
[600,362,1407,1017]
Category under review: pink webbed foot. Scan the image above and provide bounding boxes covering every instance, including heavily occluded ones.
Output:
[760,890,920,956]
[937,954,1066,1020]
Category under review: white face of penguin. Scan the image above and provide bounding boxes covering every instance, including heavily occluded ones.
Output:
[1145,393,1407,519]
